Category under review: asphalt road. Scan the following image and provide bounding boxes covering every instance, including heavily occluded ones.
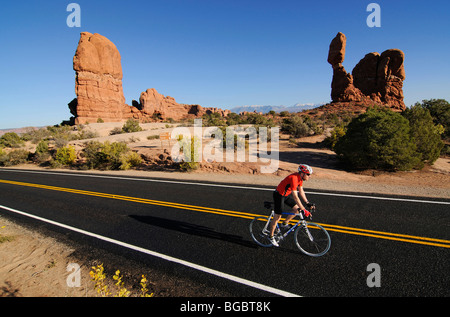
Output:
[0,168,449,297]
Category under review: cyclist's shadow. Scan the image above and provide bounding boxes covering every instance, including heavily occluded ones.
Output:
[129,215,257,248]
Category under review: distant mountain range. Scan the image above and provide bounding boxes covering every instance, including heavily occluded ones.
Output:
[0,127,35,137]
[229,103,324,114]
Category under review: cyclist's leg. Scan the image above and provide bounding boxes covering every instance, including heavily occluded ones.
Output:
[281,196,299,225]
[269,190,284,237]
[268,213,282,237]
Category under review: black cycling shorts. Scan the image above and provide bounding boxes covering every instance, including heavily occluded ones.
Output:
[273,190,297,215]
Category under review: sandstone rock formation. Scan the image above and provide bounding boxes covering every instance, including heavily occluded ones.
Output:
[71,32,127,124]
[70,32,229,124]
[328,32,406,111]
[327,32,365,103]
[128,88,231,121]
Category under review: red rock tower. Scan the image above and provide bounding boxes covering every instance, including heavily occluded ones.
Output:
[72,32,127,124]
[328,32,406,111]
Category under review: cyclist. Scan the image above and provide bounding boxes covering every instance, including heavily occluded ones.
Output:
[267,164,315,247]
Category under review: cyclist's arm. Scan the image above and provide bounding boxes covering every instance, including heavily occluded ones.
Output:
[292,189,306,212]
[298,186,309,209]
[299,186,315,210]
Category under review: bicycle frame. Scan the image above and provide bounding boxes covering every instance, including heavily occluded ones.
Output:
[265,210,309,243]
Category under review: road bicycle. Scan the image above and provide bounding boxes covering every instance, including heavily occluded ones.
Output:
[249,201,331,257]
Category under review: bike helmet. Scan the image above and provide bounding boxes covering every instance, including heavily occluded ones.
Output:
[298,164,313,175]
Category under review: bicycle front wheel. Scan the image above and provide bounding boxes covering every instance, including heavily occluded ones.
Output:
[294,222,331,257]
[249,217,273,247]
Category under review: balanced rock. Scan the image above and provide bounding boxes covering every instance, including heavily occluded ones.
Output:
[327,32,365,103]
[327,31,346,65]
[328,32,406,111]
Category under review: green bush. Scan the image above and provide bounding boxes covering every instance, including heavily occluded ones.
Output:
[335,107,422,171]
[281,116,312,138]
[324,125,346,150]
[119,151,143,170]
[34,140,51,164]
[244,113,275,128]
[55,145,76,165]
[110,127,124,135]
[83,141,141,170]
[202,112,226,127]
[0,132,24,148]
[35,140,49,155]
[47,125,75,148]
[225,113,241,126]
[416,99,450,139]
[122,119,143,133]
[0,148,30,166]
[402,104,443,164]
[0,147,5,162]
[21,128,51,144]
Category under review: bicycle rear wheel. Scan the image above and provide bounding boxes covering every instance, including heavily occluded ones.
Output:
[249,217,273,247]
[294,222,331,257]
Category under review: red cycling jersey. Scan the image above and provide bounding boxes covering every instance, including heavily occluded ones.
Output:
[276,173,303,196]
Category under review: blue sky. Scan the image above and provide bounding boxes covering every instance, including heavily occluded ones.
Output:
[0,0,449,128]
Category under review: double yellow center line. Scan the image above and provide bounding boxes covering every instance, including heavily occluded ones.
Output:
[1,178,449,249]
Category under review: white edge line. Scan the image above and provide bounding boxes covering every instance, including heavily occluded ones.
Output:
[0,204,300,298]
[1,168,449,205]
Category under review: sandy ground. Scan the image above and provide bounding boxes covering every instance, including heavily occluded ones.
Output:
[1,122,449,297]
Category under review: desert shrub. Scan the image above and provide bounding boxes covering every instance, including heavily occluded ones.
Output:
[202,112,226,127]
[122,119,143,133]
[324,125,346,150]
[225,113,241,126]
[0,147,5,163]
[0,132,24,148]
[55,145,76,165]
[281,116,312,138]
[119,151,143,170]
[416,99,450,139]
[110,127,124,135]
[34,140,51,164]
[35,140,49,154]
[334,107,422,171]
[46,125,75,148]
[76,129,99,140]
[319,110,355,128]
[402,104,444,164]
[244,113,275,128]
[83,141,140,170]
[22,125,96,145]
[0,149,30,166]
[302,115,323,135]
[21,128,51,144]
